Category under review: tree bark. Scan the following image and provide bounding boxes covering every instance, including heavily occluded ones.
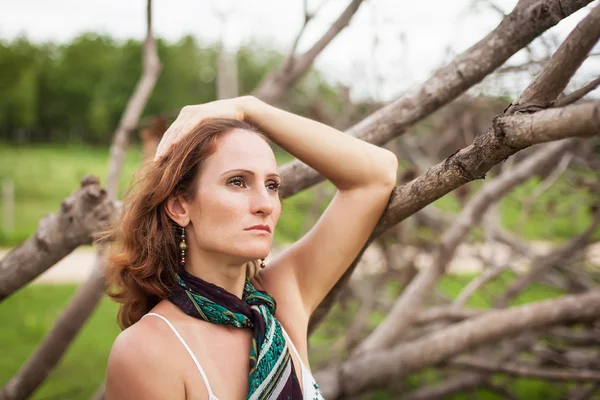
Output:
[0,176,117,301]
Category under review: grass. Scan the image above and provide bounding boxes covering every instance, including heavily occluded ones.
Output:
[0,285,120,400]
[0,143,143,246]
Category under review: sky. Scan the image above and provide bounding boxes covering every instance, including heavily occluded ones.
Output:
[1,0,598,101]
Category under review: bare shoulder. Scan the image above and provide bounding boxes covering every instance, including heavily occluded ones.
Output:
[106,316,185,399]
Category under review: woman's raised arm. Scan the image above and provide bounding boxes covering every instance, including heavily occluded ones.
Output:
[242,96,398,319]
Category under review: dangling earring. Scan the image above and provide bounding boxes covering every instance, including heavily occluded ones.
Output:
[260,258,266,269]
[179,226,187,267]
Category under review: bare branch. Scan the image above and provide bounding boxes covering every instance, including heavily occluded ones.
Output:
[352,140,576,353]
[451,355,600,381]
[308,0,600,330]
[279,0,594,199]
[287,0,313,59]
[454,261,513,307]
[499,102,600,147]
[516,4,600,107]
[0,176,117,301]
[496,208,600,307]
[516,151,573,236]
[555,76,600,107]
[316,290,600,398]
[403,373,485,400]
[253,0,365,104]
[106,0,161,199]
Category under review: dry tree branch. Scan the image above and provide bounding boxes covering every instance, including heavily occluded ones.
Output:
[353,139,577,353]
[403,373,486,400]
[496,208,600,307]
[453,261,513,308]
[516,151,573,236]
[0,177,117,301]
[253,0,365,104]
[279,0,595,200]
[515,4,600,108]
[316,290,600,398]
[450,356,600,381]
[308,0,600,335]
[554,76,600,107]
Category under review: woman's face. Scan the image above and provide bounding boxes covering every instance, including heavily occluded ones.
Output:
[186,129,281,262]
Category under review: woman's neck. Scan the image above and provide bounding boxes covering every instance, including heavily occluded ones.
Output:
[184,248,247,299]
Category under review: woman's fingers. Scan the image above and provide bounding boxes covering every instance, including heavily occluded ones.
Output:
[152,99,246,161]
[154,109,202,161]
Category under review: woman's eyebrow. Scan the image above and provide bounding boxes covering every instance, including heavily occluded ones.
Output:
[221,168,281,179]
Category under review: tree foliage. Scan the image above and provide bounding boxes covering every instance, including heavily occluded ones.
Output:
[0,34,338,144]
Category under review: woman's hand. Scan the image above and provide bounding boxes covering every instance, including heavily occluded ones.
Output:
[154,96,255,161]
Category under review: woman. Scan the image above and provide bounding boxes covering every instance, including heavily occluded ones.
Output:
[105,95,397,399]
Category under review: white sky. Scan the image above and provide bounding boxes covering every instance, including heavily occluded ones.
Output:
[1,0,598,101]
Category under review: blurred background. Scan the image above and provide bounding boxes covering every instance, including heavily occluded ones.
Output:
[1,0,599,399]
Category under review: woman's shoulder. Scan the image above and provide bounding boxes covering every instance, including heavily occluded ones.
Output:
[106,310,185,398]
[108,313,173,375]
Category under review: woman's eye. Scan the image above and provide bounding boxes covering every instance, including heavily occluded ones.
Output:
[267,181,280,192]
[228,177,245,188]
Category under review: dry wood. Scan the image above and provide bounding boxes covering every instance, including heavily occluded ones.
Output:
[515,4,600,108]
[278,0,594,199]
[554,76,600,107]
[308,1,600,334]
[0,176,117,301]
[351,139,576,353]
[253,0,364,104]
[450,355,600,381]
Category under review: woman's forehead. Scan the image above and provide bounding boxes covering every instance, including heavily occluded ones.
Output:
[204,129,277,172]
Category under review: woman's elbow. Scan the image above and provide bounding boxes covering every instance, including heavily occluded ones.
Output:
[377,149,398,188]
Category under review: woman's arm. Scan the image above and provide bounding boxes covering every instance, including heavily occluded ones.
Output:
[243,96,397,191]
[244,96,398,319]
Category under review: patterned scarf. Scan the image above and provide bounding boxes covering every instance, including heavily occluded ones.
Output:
[169,269,303,400]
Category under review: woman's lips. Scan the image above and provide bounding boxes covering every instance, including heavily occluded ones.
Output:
[245,225,271,233]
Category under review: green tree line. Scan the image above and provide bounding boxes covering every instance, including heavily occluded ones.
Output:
[0,33,339,145]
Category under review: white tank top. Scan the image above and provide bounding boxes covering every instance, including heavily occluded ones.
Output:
[142,312,324,400]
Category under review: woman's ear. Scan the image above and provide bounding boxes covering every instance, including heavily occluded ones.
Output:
[165,196,190,227]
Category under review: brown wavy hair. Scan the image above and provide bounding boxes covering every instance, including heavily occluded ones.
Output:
[100,118,267,329]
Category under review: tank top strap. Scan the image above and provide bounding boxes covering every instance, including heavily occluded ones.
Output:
[142,312,219,400]
[280,324,325,400]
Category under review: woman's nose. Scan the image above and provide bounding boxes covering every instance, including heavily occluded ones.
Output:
[250,187,274,215]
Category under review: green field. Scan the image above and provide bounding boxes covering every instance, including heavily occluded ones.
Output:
[0,275,571,400]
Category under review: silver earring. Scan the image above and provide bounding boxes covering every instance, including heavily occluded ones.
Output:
[179,226,187,267]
